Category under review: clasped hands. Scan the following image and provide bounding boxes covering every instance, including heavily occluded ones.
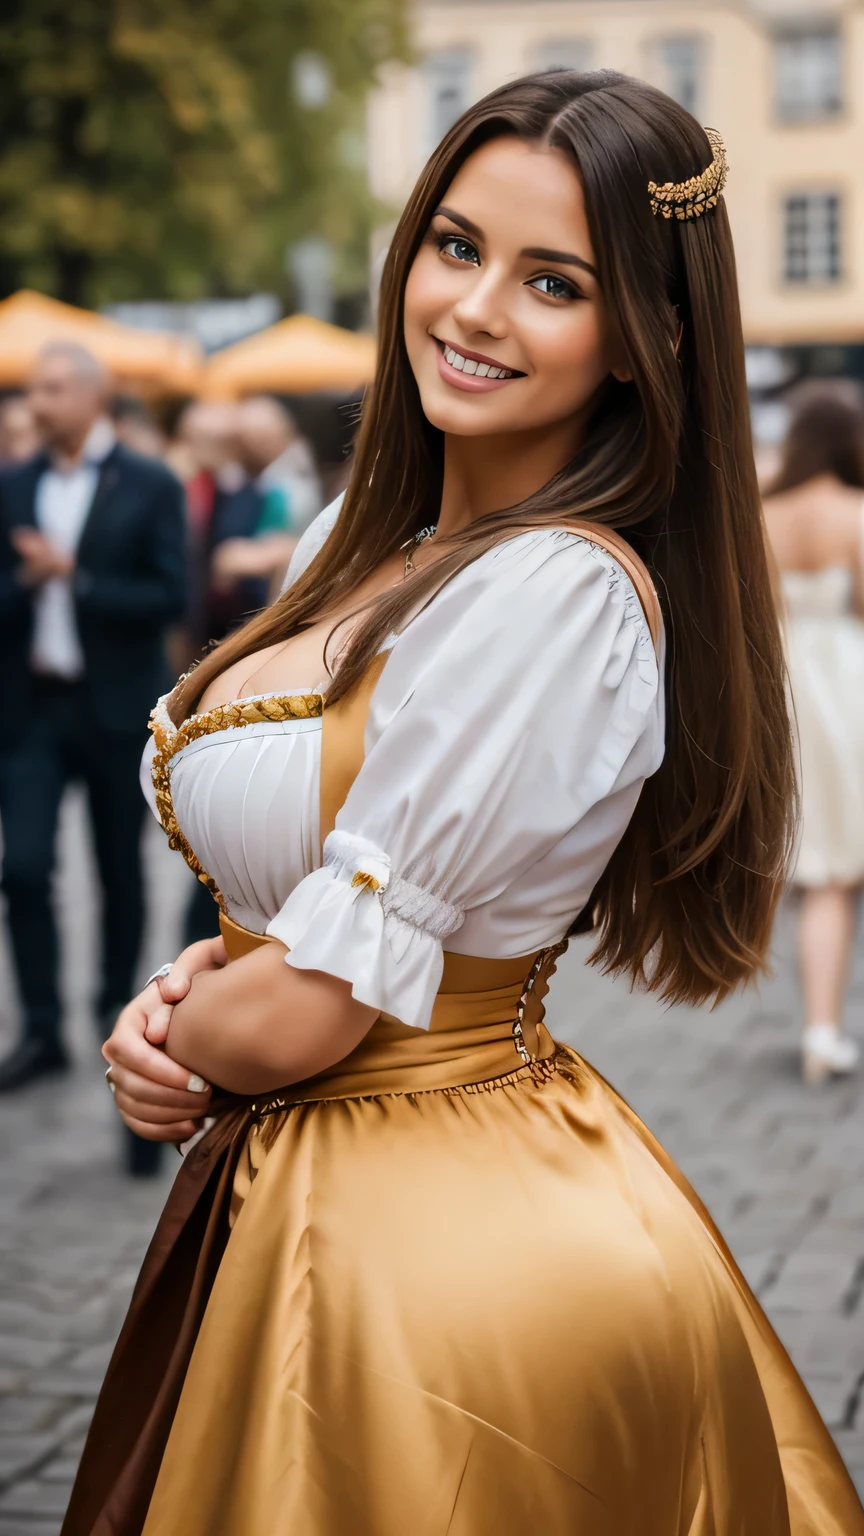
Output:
[102,936,227,1144]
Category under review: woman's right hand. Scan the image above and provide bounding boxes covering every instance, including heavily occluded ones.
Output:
[102,937,228,1142]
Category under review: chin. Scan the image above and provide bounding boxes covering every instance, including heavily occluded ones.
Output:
[417,384,516,438]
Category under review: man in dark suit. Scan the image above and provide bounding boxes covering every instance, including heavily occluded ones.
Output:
[0,344,186,1160]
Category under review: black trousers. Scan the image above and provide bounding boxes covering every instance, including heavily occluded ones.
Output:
[0,677,147,1047]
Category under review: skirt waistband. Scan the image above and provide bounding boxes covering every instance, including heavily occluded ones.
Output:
[217,912,566,1103]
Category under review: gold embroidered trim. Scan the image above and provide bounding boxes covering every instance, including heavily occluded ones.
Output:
[149,693,324,908]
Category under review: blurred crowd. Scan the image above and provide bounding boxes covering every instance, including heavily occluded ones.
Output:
[0,368,327,671]
[0,341,330,1175]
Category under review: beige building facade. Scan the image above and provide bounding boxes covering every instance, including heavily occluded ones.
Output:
[368,0,864,348]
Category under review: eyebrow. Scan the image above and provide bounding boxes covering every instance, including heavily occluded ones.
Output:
[433,205,599,281]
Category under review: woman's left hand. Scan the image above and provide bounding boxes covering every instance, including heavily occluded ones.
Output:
[102,942,226,1141]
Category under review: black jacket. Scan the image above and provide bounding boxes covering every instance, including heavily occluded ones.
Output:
[0,443,186,739]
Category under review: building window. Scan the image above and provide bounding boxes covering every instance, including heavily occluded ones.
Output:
[783,194,842,284]
[649,36,704,116]
[423,48,476,149]
[774,28,842,122]
[533,37,595,74]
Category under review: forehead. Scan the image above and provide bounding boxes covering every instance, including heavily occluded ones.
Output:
[32,353,94,387]
[441,137,591,251]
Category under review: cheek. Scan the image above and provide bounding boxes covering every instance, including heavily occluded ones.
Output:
[404,250,448,338]
[527,306,610,399]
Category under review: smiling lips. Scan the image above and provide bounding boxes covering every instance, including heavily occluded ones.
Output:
[435,338,524,393]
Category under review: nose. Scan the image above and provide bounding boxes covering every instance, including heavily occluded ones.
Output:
[450,263,509,342]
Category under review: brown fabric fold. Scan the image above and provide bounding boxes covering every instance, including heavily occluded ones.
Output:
[61,1107,251,1535]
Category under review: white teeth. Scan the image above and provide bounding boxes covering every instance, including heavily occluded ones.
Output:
[442,344,514,379]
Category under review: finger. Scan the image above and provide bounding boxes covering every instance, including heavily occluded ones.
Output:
[119,1111,201,1143]
[143,1001,174,1045]
[113,1088,206,1126]
[103,1029,200,1093]
[162,937,228,995]
[107,1062,211,1111]
[158,971,190,1004]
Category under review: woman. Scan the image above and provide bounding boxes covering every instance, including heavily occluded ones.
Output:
[764,384,864,1084]
[64,73,863,1534]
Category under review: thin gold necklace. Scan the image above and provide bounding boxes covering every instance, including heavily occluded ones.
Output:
[401,525,437,578]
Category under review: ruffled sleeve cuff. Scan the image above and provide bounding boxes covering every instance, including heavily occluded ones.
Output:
[265,830,465,1030]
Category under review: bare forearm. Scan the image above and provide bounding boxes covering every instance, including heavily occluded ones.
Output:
[165,944,377,1096]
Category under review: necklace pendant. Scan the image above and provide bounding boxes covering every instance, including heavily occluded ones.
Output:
[402,524,438,578]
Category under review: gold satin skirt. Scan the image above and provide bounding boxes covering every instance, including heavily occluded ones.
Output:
[141,948,863,1536]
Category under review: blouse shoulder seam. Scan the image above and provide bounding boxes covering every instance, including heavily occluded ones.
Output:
[577,538,658,660]
[497,528,658,660]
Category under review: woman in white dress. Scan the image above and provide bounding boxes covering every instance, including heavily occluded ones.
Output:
[64,73,864,1535]
[764,382,864,1082]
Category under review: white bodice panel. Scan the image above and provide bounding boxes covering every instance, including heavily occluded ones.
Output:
[166,715,321,935]
[144,501,666,1030]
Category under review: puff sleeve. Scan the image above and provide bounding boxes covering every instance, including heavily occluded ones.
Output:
[266,530,664,1028]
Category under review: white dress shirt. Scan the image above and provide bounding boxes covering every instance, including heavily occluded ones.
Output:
[31,418,116,679]
[142,500,665,1030]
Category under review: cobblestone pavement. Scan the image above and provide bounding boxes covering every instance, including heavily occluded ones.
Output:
[1,790,863,1532]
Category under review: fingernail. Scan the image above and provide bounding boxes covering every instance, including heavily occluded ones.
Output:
[187,1074,209,1093]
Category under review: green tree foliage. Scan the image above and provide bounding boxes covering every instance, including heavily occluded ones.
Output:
[0,0,407,307]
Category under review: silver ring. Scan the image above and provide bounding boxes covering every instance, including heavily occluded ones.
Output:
[104,1066,117,1097]
[145,962,173,988]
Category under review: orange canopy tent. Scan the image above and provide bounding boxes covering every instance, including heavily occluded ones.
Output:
[0,290,203,396]
[201,313,376,399]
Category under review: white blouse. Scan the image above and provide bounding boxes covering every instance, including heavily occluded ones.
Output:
[142,496,665,1030]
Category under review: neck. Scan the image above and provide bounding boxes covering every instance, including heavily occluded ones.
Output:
[436,419,582,537]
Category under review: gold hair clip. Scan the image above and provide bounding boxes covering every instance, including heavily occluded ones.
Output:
[648,128,728,221]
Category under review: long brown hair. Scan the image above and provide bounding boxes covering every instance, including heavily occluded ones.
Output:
[768,379,864,495]
[174,70,796,1007]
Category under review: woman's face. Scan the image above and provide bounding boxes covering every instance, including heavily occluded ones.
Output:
[403,136,630,443]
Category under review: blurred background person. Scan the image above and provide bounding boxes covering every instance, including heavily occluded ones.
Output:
[244,393,322,535]
[209,395,320,601]
[165,398,237,666]
[0,342,186,1174]
[763,382,864,1084]
[167,399,237,555]
[0,393,41,465]
[110,394,166,459]
[168,399,266,651]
